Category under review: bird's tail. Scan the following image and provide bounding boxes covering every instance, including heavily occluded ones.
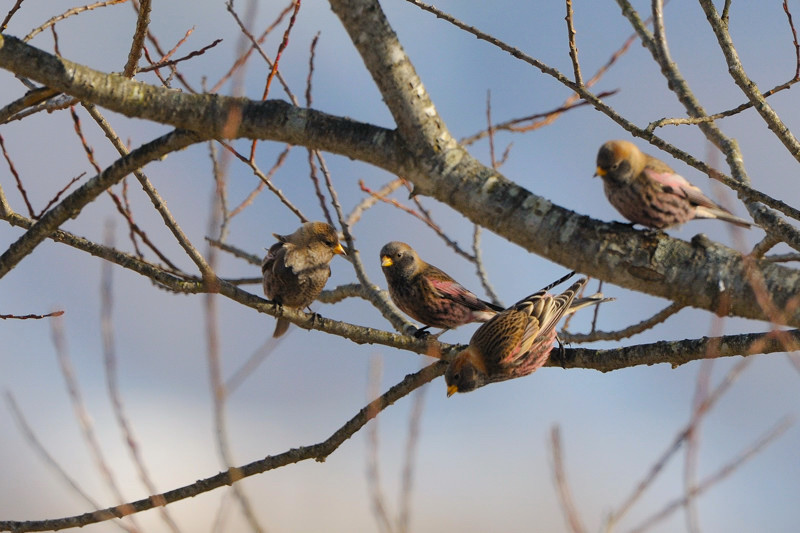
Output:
[695,206,752,228]
[566,293,615,315]
[273,318,291,338]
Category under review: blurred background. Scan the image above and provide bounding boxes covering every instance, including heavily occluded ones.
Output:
[1,1,798,531]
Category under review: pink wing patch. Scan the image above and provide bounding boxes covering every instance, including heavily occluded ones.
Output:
[429,277,484,309]
[644,167,719,209]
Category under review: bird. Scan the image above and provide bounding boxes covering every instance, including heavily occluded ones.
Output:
[444,275,611,396]
[594,140,751,229]
[262,221,346,338]
[379,241,503,336]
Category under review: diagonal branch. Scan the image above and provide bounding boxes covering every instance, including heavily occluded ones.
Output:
[0,360,447,533]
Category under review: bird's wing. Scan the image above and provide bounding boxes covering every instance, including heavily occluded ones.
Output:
[644,168,725,210]
[426,266,503,312]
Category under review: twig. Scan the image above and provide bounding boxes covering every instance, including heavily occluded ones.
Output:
[346,178,404,227]
[224,335,284,395]
[398,379,427,533]
[784,0,800,79]
[138,38,223,73]
[366,358,395,533]
[565,0,582,86]
[459,91,617,146]
[765,253,800,263]
[550,426,586,533]
[699,0,800,163]
[318,156,417,334]
[205,175,265,532]
[4,392,135,532]
[561,302,684,343]
[50,316,142,531]
[472,225,501,306]
[604,358,751,530]
[228,145,292,219]
[0,360,447,532]
[24,0,127,42]
[0,310,64,320]
[83,104,213,278]
[249,0,302,162]
[100,222,182,533]
[629,416,793,533]
[221,141,308,223]
[123,0,150,77]
[205,238,262,265]
[214,1,296,95]
[306,32,334,225]
[0,133,34,217]
[1,0,25,32]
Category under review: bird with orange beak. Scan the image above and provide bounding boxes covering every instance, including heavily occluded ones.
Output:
[262,221,347,337]
[595,140,751,229]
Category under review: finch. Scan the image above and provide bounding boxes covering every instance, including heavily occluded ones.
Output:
[594,140,751,229]
[262,221,346,338]
[379,241,503,335]
[444,276,611,396]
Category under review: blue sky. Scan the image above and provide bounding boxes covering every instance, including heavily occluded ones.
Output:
[1,1,798,531]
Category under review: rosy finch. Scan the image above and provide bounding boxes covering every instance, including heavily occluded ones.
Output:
[262,221,346,338]
[445,276,611,396]
[595,140,751,229]
[380,241,503,336]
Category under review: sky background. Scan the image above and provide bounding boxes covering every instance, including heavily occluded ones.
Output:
[1,1,799,531]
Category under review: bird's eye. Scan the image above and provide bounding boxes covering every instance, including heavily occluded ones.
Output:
[452,373,460,381]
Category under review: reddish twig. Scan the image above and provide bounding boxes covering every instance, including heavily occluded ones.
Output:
[363,180,475,261]
[138,38,223,73]
[214,1,295,94]
[49,23,61,56]
[221,141,308,222]
[550,426,586,533]
[784,0,800,80]
[250,0,302,162]
[0,134,34,218]
[306,32,333,225]
[0,310,64,320]
[0,0,25,32]
[36,173,85,219]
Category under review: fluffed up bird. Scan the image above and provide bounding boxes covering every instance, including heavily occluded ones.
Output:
[594,140,751,229]
[262,221,346,338]
[444,276,612,396]
[380,241,503,336]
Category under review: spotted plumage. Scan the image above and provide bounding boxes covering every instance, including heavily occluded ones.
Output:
[445,276,612,395]
[595,140,751,229]
[262,222,346,337]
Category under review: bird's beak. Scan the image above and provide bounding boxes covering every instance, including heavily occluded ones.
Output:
[446,384,458,397]
[594,166,606,178]
[334,242,347,256]
[381,255,393,267]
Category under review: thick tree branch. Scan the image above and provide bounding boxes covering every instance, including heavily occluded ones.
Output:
[0,33,799,325]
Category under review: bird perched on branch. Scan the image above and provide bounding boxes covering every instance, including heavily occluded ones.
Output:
[445,275,612,396]
[262,221,346,338]
[594,140,751,229]
[379,241,503,336]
